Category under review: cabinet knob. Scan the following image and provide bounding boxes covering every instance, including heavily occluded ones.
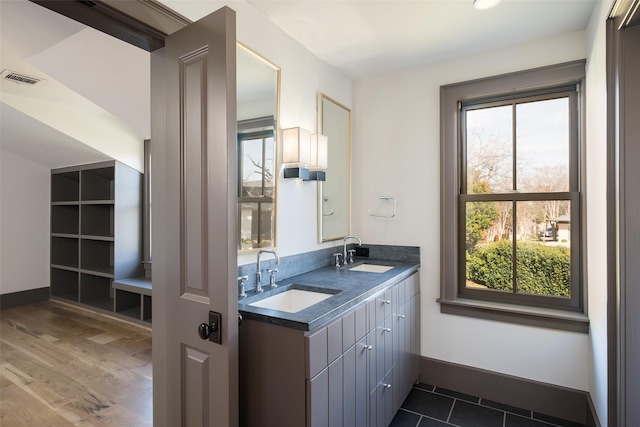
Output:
[362,344,373,351]
[382,327,391,333]
[382,299,391,305]
[381,383,392,389]
[397,314,406,319]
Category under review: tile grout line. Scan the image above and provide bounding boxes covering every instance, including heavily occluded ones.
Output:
[446,398,457,424]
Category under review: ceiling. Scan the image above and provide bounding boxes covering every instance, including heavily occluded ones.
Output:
[0,0,599,171]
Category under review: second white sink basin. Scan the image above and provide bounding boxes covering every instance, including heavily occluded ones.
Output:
[249,289,333,313]
[349,264,394,273]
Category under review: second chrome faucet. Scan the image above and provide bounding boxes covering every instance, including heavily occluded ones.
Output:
[342,235,362,265]
[256,249,279,293]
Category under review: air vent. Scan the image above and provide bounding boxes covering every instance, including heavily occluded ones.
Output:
[1,69,43,86]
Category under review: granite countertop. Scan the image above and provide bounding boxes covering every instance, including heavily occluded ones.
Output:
[238,260,420,332]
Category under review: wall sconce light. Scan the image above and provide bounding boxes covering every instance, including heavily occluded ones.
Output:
[282,127,311,179]
[307,133,328,181]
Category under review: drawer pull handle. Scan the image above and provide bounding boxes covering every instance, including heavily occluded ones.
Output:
[397,314,406,319]
[382,299,391,305]
[362,344,373,351]
[382,327,391,333]
[381,383,392,389]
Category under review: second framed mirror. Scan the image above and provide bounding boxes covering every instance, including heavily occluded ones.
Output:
[317,93,351,242]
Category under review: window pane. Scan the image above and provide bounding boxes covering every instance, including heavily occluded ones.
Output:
[465,201,513,292]
[515,200,571,297]
[240,136,275,198]
[516,98,569,193]
[239,202,274,251]
[466,105,513,194]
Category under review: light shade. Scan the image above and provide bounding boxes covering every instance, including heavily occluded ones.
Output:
[473,0,500,10]
[282,127,311,165]
[310,134,328,169]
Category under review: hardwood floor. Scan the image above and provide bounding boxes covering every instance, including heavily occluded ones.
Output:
[0,300,152,426]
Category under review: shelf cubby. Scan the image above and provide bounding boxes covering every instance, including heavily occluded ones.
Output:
[81,239,114,275]
[115,289,142,320]
[81,204,114,237]
[51,236,79,268]
[51,205,79,235]
[50,267,79,302]
[81,167,115,201]
[51,171,79,202]
[80,273,113,311]
[143,295,152,323]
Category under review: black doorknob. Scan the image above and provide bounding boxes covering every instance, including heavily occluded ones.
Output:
[198,311,222,344]
[198,321,217,340]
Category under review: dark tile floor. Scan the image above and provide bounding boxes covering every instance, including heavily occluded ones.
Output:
[390,383,589,427]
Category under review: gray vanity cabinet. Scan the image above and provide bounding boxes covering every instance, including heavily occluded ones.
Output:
[239,272,420,427]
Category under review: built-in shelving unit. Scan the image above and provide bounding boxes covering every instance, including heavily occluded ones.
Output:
[50,161,150,325]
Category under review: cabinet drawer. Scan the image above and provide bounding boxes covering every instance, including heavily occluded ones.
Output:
[327,318,342,364]
[375,289,392,326]
[306,327,328,379]
[355,303,368,342]
[342,310,355,353]
[343,302,368,352]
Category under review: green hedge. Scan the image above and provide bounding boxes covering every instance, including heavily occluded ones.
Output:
[466,240,570,297]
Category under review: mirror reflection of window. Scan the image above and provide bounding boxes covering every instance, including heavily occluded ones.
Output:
[237,43,280,253]
[238,118,275,251]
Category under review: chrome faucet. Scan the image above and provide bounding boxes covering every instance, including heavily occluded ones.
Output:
[256,249,279,293]
[343,235,362,265]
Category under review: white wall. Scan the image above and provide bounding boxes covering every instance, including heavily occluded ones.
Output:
[585,0,613,423]
[352,31,593,392]
[0,149,50,294]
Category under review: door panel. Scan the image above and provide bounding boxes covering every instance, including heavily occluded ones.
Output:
[181,49,208,299]
[151,7,237,427]
[184,346,210,425]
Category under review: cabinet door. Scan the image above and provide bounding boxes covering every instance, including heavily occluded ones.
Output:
[393,303,407,410]
[328,357,343,427]
[383,316,393,375]
[374,323,386,385]
[307,369,328,427]
[370,371,393,427]
[410,294,421,382]
[355,336,369,427]
[343,346,356,427]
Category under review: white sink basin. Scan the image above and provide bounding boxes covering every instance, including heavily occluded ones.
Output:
[349,264,394,273]
[249,289,333,313]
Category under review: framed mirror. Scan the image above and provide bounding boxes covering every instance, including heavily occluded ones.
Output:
[237,43,280,252]
[317,93,351,242]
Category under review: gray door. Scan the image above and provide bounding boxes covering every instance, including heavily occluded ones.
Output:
[150,7,238,427]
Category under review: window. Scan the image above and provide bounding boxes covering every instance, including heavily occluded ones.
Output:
[238,117,276,251]
[439,61,588,333]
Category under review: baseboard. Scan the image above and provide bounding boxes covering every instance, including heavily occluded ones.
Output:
[586,392,602,427]
[1,287,50,309]
[420,356,600,426]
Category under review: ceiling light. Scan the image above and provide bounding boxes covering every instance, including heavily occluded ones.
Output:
[473,0,501,10]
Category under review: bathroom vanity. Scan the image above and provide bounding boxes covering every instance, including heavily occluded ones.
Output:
[238,261,420,427]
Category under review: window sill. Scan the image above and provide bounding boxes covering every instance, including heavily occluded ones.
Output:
[437,298,589,333]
